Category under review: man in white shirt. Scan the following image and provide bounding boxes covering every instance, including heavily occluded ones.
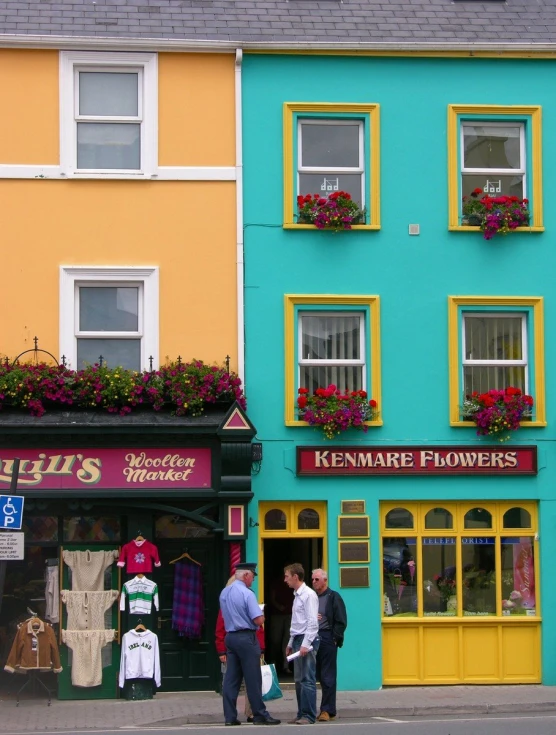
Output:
[284,563,320,725]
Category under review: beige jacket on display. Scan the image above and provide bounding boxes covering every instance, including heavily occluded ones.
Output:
[61,590,119,630]
[4,618,63,674]
[62,549,119,591]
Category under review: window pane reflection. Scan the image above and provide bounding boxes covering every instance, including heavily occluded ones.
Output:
[385,508,414,529]
[298,508,319,530]
[501,537,536,616]
[382,537,417,617]
[265,509,287,531]
[424,508,453,530]
[423,538,457,616]
[462,537,496,616]
[503,507,532,529]
[464,508,492,529]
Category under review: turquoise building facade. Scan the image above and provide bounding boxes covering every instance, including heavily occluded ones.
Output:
[242,53,555,690]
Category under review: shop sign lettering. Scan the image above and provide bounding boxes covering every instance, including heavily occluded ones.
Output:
[297,446,537,476]
[0,449,212,491]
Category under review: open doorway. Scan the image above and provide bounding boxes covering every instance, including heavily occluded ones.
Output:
[262,537,323,679]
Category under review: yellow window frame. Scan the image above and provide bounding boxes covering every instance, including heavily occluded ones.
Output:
[447,104,543,232]
[283,102,381,230]
[380,501,539,620]
[448,295,546,427]
[259,501,327,538]
[284,294,382,427]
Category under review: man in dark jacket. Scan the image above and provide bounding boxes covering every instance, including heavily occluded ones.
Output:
[311,569,347,722]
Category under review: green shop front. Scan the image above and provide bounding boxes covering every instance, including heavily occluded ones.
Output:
[0,404,255,700]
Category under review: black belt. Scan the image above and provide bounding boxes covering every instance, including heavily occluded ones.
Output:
[228,629,255,633]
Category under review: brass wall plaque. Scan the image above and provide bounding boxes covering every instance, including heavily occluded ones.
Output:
[338,515,369,538]
[340,567,369,588]
[338,541,370,564]
[341,500,365,514]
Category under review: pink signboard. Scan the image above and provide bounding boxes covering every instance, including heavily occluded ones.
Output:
[297,446,537,476]
[0,449,212,491]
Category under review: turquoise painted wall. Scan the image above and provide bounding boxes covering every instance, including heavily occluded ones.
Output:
[242,54,556,690]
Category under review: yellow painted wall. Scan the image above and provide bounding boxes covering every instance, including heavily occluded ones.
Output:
[0,50,59,164]
[0,50,236,167]
[0,179,238,368]
[158,53,236,166]
[0,49,239,370]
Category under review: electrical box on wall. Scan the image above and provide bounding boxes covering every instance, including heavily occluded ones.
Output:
[408,224,420,235]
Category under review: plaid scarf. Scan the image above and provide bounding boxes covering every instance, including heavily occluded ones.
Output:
[171,560,204,638]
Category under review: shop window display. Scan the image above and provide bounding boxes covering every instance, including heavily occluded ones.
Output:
[382,502,538,620]
[63,516,121,543]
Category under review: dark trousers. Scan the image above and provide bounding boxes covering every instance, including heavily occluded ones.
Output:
[316,630,338,716]
[223,630,270,723]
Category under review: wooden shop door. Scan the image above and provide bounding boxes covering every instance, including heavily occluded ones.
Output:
[155,540,221,692]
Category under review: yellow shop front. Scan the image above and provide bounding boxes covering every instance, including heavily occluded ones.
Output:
[381,501,540,684]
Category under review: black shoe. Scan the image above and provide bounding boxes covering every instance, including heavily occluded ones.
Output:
[253,717,281,725]
[247,717,254,723]
[225,720,241,726]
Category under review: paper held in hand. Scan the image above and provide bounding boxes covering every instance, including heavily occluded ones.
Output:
[287,646,313,662]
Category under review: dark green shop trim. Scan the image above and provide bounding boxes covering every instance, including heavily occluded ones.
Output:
[0,402,257,499]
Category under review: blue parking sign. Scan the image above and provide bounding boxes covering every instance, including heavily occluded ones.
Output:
[0,495,24,530]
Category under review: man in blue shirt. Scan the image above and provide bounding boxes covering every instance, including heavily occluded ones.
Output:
[219,562,280,726]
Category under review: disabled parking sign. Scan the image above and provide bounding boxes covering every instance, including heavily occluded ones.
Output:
[0,495,24,530]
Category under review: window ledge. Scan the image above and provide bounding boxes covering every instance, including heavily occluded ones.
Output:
[451,420,547,428]
[284,223,380,231]
[449,225,545,233]
[286,419,383,427]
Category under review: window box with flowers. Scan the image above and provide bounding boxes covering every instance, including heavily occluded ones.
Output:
[296,385,378,439]
[297,191,366,232]
[283,103,381,231]
[462,189,530,240]
[0,359,245,417]
[461,387,534,442]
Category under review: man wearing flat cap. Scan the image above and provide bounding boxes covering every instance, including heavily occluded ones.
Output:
[219,562,281,726]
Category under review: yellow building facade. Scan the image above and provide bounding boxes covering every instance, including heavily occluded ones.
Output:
[0,45,252,700]
[0,48,239,367]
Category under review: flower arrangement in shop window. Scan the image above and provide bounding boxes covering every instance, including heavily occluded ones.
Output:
[461,188,530,240]
[433,574,457,603]
[296,384,378,439]
[296,191,366,231]
[462,387,534,442]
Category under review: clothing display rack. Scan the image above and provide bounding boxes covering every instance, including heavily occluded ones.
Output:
[16,670,55,707]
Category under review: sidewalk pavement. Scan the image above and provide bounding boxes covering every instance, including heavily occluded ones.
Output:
[2,683,556,732]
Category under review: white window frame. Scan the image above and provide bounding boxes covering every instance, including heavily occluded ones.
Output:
[297,118,365,206]
[60,51,158,178]
[462,312,529,393]
[60,267,159,370]
[298,310,366,388]
[460,121,526,198]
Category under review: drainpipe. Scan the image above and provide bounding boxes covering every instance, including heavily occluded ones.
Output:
[235,48,245,385]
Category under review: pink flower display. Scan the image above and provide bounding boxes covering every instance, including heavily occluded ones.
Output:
[297,384,379,439]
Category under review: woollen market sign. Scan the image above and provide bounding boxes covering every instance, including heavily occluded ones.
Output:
[297,446,537,476]
[0,449,212,490]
